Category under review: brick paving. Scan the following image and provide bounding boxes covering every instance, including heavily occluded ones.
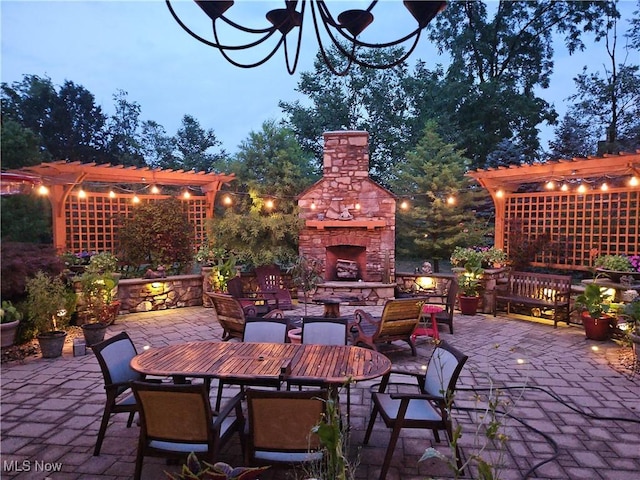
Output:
[1,304,639,479]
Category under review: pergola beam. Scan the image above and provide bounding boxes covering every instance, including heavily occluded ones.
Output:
[7,161,235,252]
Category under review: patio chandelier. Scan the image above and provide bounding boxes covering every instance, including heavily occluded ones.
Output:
[166,0,447,75]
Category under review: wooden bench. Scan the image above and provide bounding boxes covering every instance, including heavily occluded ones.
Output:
[493,271,572,327]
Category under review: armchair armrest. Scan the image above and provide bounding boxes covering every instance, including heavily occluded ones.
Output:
[213,391,245,429]
[352,309,380,329]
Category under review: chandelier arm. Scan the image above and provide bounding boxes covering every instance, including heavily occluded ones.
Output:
[283,1,306,75]
[217,14,276,35]
[212,16,280,51]
[317,2,423,49]
[215,33,287,69]
[310,2,353,76]
[167,0,277,50]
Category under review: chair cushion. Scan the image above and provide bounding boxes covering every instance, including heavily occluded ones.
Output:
[148,440,210,453]
[253,450,324,463]
[374,393,442,422]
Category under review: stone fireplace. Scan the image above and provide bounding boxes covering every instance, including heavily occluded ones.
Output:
[298,131,396,305]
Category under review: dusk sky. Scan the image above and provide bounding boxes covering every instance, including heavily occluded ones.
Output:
[2,1,638,156]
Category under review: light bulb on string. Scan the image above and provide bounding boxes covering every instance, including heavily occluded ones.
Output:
[446,195,456,206]
[109,190,116,198]
[78,188,87,199]
[151,185,160,194]
[183,190,191,199]
[560,184,568,192]
[400,200,409,210]
[264,199,275,210]
[630,176,639,187]
[600,183,608,191]
[545,181,555,190]
[577,183,587,194]
[223,195,232,206]
[38,185,49,195]
[133,195,140,204]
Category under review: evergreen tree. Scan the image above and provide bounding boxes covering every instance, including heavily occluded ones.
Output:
[391,122,489,271]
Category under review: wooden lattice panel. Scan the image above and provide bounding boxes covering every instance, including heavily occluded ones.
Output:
[64,193,207,254]
[503,188,640,270]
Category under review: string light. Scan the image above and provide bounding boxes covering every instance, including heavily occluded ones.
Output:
[310,200,316,210]
[447,196,456,205]
[182,190,191,199]
[630,176,639,187]
[400,200,409,210]
[78,188,87,199]
[132,195,140,204]
[37,185,49,195]
[577,184,587,194]
[495,189,504,198]
[560,184,569,192]
[355,202,361,210]
[600,183,608,191]
[223,194,233,206]
[109,190,116,198]
[264,199,275,210]
[151,185,160,194]
[545,181,555,190]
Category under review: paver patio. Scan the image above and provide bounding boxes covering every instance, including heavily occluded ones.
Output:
[1,304,639,479]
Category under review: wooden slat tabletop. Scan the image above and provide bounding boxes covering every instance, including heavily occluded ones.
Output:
[130,341,391,385]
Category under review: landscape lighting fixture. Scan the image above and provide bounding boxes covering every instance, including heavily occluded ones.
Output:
[166,0,447,75]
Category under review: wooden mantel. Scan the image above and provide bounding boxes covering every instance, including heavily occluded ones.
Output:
[306,219,386,230]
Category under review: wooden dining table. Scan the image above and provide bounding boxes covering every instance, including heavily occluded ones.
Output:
[130,341,392,386]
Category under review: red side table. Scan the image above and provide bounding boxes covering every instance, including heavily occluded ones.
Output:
[412,304,443,341]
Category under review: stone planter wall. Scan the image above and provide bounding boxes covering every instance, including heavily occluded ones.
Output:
[118,275,203,314]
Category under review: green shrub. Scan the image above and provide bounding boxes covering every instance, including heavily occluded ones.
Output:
[118,198,195,274]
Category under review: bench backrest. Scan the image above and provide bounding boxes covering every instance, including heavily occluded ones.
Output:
[507,272,572,302]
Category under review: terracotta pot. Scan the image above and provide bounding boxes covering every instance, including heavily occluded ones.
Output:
[1,320,20,348]
[581,312,613,341]
[458,295,480,315]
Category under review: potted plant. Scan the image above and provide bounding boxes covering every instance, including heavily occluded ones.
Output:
[288,255,323,317]
[456,260,484,315]
[25,271,74,358]
[1,300,23,348]
[593,254,640,284]
[77,271,120,345]
[209,253,238,293]
[575,283,615,340]
[621,297,640,361]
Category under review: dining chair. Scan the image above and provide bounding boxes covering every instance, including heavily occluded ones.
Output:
[297,316,351,424]
[91,331,147,456]
[244,388,327,468]
[131,381,244,480]
[243,316,290,343]
[301,316,348,345]
[363,341,468,480]
[214,316,290,411]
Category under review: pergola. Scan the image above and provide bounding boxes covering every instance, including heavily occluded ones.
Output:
[7,161,235,253]
[468,151,640,270]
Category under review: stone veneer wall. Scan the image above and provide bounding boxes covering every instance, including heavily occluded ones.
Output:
[118,275,203,314]
[298,131,396,282]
